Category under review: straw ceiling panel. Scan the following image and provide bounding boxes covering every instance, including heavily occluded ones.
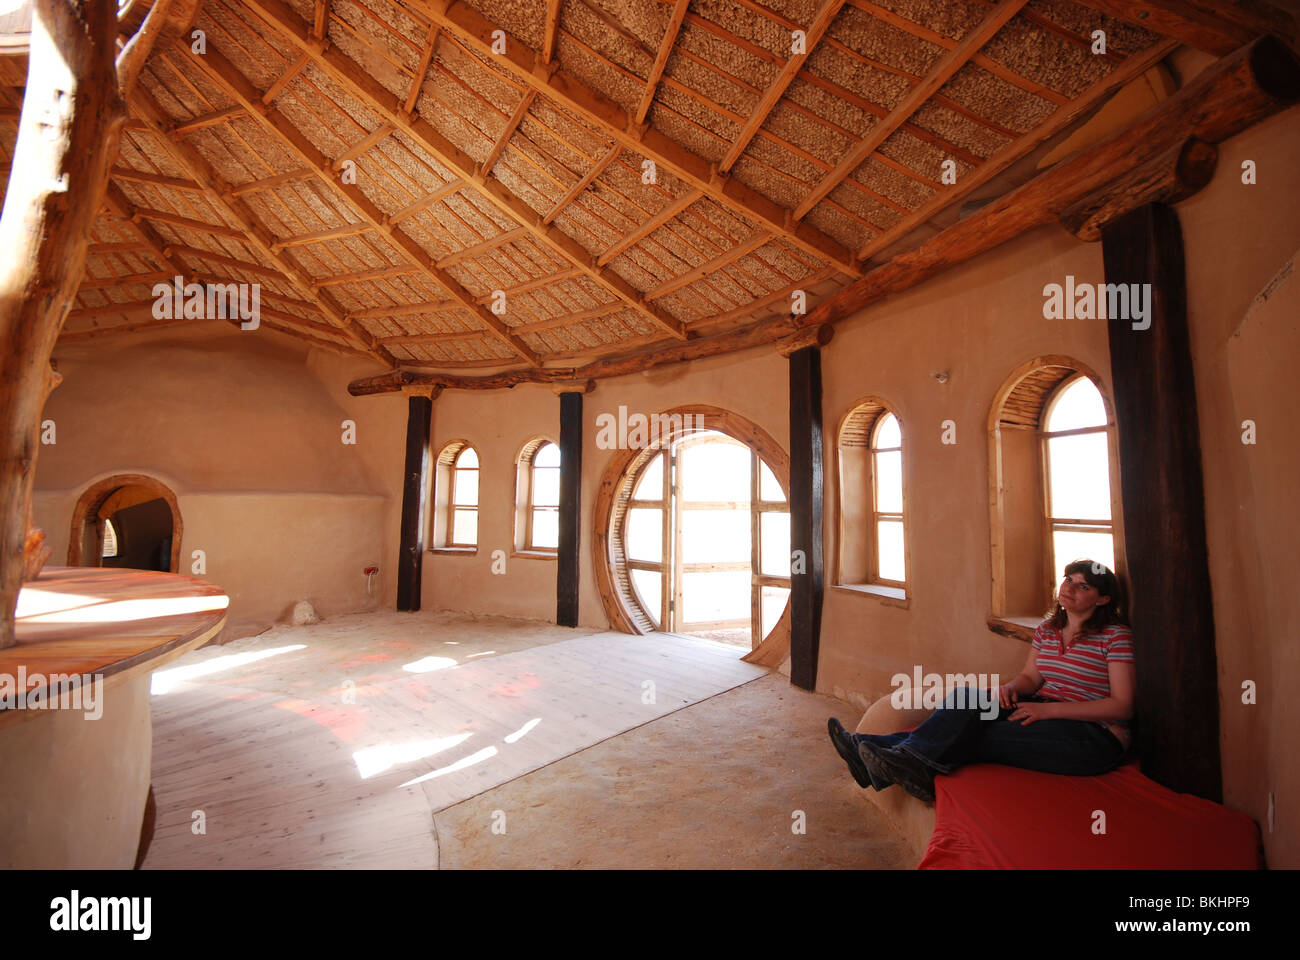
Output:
[22,0,1172,366]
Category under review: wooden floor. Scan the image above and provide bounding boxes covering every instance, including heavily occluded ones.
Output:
[143,612,765,868]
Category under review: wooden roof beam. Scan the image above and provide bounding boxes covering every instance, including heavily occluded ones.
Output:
[127,206,249,241]
[226,167,313,197]
[481,90,535,176]
[645,230,773,301]
[168,105,244,136]
[542,143,619,225]
[719,0,848,173]
[165,244,296,280]
[635,0,689,124]
[129,85,397,365]
[172,39,543,366]
[597,188,700,267]
[1072,0,1295,56]
[111,165,203,193]
[406,23,440,114]
[238,0,690,343]
[413,0,859,276]
[855,35,1179,260]
[271,221,375,251]
[542,0,561,64]
[793,0,1027,220]
[386,178,463,225]
[846,0,1068,105]
[801,36,1300,326]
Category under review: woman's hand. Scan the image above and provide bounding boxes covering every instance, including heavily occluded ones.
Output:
[1008,701,1055,725]
[998,682,1019,709]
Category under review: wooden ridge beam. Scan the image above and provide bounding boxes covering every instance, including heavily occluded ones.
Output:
[719,0,847,173]
[171,39,542,366]
[129,85,396,365]
[635,0,689,124]
[794,0,1026,220]
[800,36,1300,329]
[856,36,1180,261]
[238,0,690,343]
[413,0,860,276]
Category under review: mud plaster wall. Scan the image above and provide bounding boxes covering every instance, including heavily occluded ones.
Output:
[419,110,1300,867]
[32,327,407,635]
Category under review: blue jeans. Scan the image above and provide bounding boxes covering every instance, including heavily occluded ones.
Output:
[857,692,1127,789]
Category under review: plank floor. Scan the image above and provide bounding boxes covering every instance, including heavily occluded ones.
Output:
[143,613,765,868]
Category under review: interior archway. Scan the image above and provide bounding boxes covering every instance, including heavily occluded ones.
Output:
[68,474,183,574]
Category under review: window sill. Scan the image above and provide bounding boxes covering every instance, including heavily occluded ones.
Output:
[430,547,477,556]
[512,550,557,561]
[986,616,1040,643]
[833,583,909,608]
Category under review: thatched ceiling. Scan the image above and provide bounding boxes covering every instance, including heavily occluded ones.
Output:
[0,0,1260,372]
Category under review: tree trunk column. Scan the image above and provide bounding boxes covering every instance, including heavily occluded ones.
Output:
[396,390,434,612]
[556,389,584,628]
[788,346,824,691]
[1101,202,1222,801]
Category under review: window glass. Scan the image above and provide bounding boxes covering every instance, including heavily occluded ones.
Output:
[1047,433,1111,521]
[1046,377,1106,431]
[875,412,901,449]
[876,519,906,582]
[534,442,560,468]
[874,449,903,514]
[531,508,558,549]
[633,454,663,500]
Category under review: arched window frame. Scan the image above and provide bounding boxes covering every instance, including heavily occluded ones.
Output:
[834,397,910,601]
[431,440,478,553]
[515,437,560,556]
[988,357,1126,637]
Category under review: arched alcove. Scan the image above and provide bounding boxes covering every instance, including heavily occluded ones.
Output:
[68,474,183,574]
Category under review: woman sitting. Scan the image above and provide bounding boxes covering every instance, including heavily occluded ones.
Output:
[827,559,1136,802]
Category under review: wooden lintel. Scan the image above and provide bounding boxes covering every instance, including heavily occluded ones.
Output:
[777,324,834,356]
[551,379,596,395]
[1060,137,1218,241]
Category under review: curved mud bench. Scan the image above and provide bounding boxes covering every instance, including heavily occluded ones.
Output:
[0,567,228,868]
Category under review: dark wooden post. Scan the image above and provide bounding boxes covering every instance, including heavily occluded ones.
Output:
[1101,202,1222,801]
[556,388,584,627]
[396,390,433,612]
[788,346,824,690]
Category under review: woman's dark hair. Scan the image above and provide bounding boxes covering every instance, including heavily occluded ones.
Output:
[1046,559,1130,632]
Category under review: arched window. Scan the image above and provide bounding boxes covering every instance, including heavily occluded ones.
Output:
[835,398,908,598]
[988,358,1124,629]
[1042,376,1115,579]
[516,439,560,554]
[432,441,478,551]
[601,413,791,651]
[101,518,119,558]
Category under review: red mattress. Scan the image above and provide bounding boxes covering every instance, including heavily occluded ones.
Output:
[918,761,1261,869]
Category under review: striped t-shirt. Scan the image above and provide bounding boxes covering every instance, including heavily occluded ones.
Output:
[1031,621,1135,731]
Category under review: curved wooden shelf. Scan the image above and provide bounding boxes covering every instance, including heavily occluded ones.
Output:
[2,567,228,728]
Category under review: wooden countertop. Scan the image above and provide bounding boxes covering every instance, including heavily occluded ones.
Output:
[2,567,228,723]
